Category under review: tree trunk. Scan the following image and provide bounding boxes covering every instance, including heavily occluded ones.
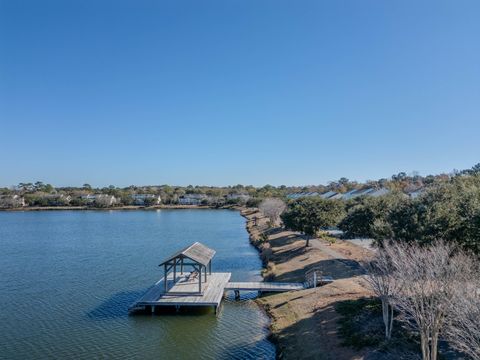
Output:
[421,330,430,360]
[387,303,394,340]
[381,300,394,340]
[305,235,310,247]
[430,331,439,360]
[382,301,388,339]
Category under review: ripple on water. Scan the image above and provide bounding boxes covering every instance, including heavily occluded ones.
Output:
[0,210,275,359]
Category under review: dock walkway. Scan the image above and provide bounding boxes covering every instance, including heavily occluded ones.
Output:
[225,281,305,292]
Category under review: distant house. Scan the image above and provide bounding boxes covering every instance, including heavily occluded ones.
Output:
[341,189,361,200]
[0,195,25,208]
[286,193,299,200]
[328,193,344,200]
[355,188,376,197]
[338,188,371,200]
[339,188,391,200]
[81,194,117,207]
[80,194,96,203]
[131,194,161,205]
[95,194,117,207]
[178,194,208,205]
[320,191,338,199]
[368,188,390,197]
[286,192,319,200]
[288,187,391,202]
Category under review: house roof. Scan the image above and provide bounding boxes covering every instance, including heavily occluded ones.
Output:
[369,188,390,197]
[158,242,216,267]
[320,191,337,199]
[329,193,344,199]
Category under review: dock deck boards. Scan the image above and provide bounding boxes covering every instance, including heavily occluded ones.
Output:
[129,273,325,313]
[129,272,231,311]
[225,281,305,292]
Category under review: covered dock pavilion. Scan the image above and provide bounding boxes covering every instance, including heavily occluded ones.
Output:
[129,242,231,313]
[159,241,215,294]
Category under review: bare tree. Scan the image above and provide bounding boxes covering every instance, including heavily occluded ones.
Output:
[444,259,480,360]
[388,241,472,360]
[364,243,400,340]
[259,198,286,226]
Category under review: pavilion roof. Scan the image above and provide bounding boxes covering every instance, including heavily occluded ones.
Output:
[158,242,216,267]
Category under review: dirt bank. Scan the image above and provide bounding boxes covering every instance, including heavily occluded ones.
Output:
[241,209,374,360]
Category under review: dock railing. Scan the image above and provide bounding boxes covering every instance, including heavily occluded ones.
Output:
[304,267,333,288]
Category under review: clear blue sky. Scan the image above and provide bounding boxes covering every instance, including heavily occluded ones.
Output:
[1,0,479,188]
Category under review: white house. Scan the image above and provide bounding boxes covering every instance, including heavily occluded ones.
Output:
[0,195,26,208]
[368,188,390,197]
[320,191,338,199]
[95,194,117,207]
[178,194,208,205]
[341,189,361,200]
[288,187,391,202]
[286,192,319,200]
[80,194,96,203]
[329,193,344,200]
[81,194,117,206]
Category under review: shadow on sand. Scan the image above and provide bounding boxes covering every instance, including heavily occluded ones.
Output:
[274,257,365,283]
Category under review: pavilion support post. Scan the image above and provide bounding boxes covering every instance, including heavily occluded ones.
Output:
[173,258,177,282]
[199,266,202,293]
[204,265,207,282]
[180,258,184,274]
[164,263,168,292]
[208,260,212,275]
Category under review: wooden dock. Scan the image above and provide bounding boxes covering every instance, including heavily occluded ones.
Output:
[129,272,231,313]
[128,242,333,315]
[129,273,309,313]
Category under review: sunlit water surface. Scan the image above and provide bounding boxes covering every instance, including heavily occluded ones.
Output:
[0,209,275,359]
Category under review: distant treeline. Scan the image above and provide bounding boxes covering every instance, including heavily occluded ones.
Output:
[2,164,479,207]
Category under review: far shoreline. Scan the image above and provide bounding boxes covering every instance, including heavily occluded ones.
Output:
[0,205,244,212]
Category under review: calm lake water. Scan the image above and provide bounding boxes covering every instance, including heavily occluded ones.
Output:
[0,209,275,359]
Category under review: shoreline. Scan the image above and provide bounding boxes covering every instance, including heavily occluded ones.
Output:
[0,205,243,212]
[240,208,373,359]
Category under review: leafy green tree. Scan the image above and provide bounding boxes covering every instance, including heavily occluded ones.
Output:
[34,181,44,190]
[282,197,345,246]
[44,184,54,193]
[339,202,377,238]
